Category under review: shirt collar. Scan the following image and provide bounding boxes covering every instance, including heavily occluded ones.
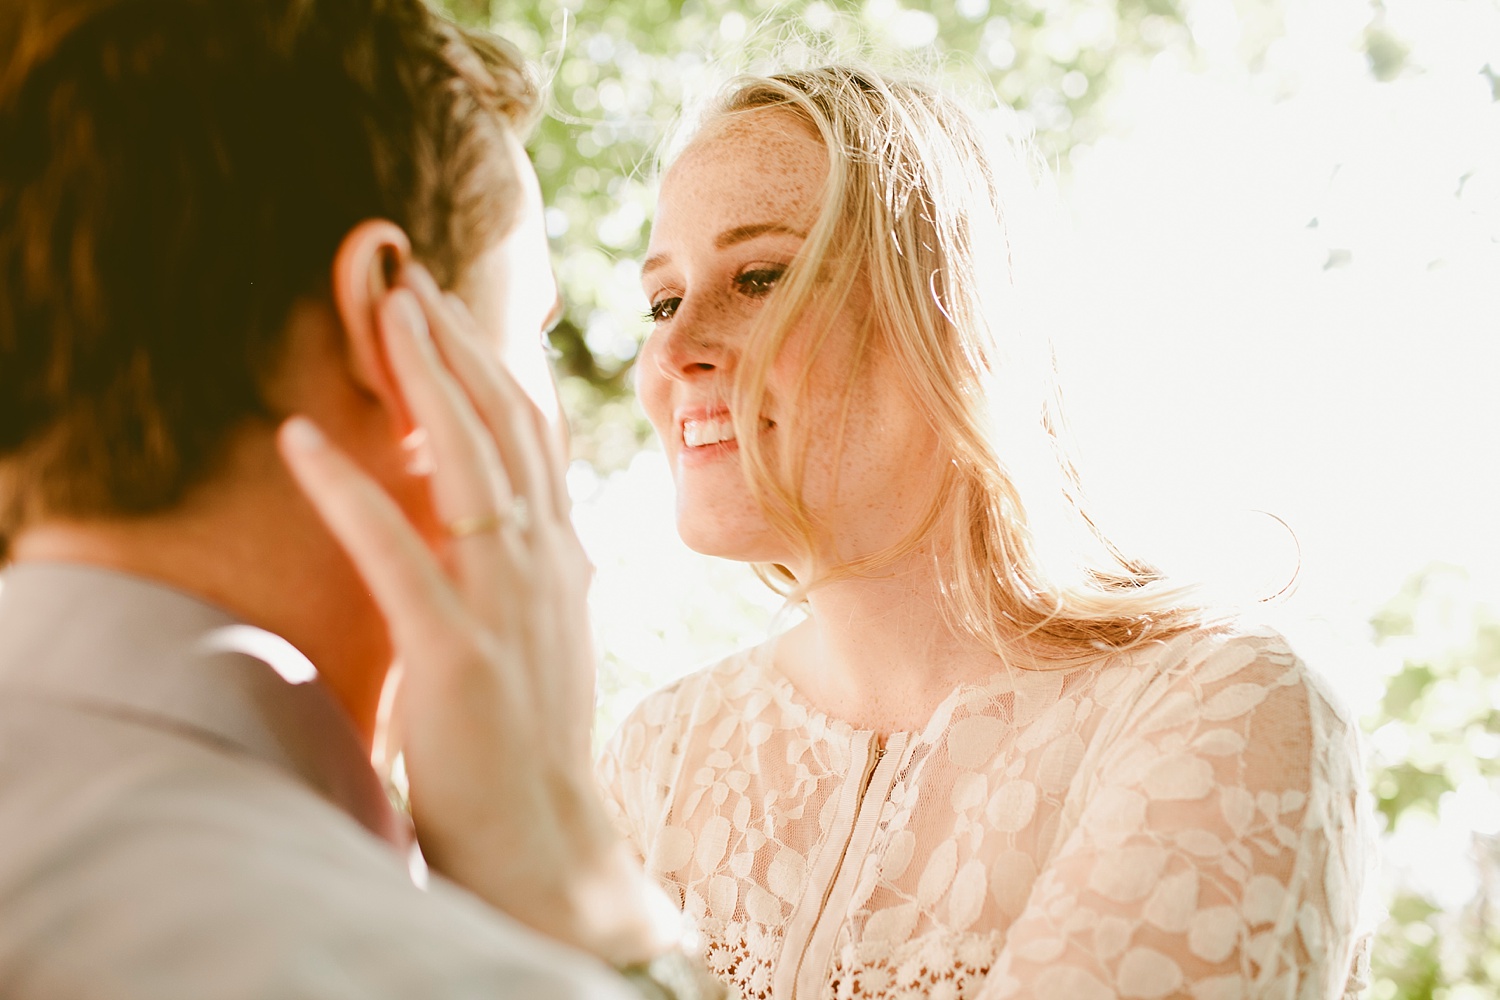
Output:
[0,561,407,850]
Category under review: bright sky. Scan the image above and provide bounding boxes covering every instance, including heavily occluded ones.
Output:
[1045,0,1500,703]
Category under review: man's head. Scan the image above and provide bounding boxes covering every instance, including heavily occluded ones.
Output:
[0,0,541,558]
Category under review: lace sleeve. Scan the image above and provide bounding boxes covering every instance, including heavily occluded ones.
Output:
[597,714,646,864]
[976,634,1370,1000]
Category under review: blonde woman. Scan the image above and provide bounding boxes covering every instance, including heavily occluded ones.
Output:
[599,67,1371,1000]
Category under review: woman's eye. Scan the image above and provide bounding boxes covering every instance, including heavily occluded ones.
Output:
[645,297,681,323]
[735,266,786,298]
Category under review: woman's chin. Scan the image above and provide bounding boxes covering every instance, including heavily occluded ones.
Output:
[675,518,785,565]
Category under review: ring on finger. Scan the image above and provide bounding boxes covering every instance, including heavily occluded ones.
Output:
[445,496,531,539]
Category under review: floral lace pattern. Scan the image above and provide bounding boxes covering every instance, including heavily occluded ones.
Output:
[598,627,1372,1000]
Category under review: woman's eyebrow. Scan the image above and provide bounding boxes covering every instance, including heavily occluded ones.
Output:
[641,222,808,279]
[642,252,670,277]
[715,222,806,247]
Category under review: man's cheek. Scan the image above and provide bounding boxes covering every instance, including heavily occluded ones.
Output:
[502,329,564,432]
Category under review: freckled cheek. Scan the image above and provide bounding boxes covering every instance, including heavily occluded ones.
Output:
[769,320,862,415]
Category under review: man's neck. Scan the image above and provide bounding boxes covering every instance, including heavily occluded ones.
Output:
[10,438,390,750]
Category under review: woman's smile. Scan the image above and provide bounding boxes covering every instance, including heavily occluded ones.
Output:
[678,409,776,463]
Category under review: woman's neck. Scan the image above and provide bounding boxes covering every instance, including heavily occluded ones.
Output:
[774,549,1023,736]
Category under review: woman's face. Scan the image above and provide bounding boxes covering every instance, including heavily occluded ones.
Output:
[636,110,943,573]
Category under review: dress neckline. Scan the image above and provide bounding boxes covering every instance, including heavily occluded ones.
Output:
[738,638,1110,750]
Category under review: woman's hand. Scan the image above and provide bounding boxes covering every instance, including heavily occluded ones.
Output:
[276,263,675,966]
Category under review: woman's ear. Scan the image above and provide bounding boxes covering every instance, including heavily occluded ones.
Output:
[330,219,414,435]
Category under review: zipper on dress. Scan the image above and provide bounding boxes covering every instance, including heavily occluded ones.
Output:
[779,732,908,999]
[861,744,886,796]
[816,739,885,917]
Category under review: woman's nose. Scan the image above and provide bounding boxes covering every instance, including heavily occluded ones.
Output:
[650,305,734,382]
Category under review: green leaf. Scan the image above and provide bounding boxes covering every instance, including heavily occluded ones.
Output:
[1381,663,1437,721]
[1376,762,1452,826]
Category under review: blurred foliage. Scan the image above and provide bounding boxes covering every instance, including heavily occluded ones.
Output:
[436,0,1215,470]
[1364,566,1500,1000]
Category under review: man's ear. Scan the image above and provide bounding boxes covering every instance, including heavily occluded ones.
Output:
[330,219,414,435]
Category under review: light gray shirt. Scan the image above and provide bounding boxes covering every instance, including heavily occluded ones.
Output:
[0,562,633,999]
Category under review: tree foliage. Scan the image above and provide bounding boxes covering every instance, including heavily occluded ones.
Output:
[1365,566,1500,1000]
[438,0,1201,469]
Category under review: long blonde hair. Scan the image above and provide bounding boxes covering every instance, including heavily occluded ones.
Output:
[690,66,1208,663]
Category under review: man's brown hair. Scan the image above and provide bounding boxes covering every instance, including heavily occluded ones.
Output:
[0,0,538,558]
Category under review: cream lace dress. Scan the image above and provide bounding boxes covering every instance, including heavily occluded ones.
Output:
[598,626,1373,1000]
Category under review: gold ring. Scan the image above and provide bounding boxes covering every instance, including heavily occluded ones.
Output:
[445,513,504,538]
[445,497,531,539]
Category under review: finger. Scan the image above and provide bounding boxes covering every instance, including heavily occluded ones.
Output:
[380,289,528,602]
[402,265,553,516]
[383,288,509,520]
[441,291,567,525]
[401,264,562,523]
[276,417,467,659]
[445,290,574,523]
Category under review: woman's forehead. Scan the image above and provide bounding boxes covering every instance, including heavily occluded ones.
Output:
[691,105,822,155]
[657,112,827,236]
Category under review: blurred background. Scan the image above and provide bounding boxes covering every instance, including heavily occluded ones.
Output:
[439,1,1499,996]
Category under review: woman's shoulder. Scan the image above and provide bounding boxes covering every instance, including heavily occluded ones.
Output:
[1127,620,1322,695]
[1103,619,1363,764]
[1137,619,1298,673]
[1070,621,1355,764]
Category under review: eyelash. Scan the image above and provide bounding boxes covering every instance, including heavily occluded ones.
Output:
[643,299,679,324]
[736,266,786,298]
[644,265,787,324]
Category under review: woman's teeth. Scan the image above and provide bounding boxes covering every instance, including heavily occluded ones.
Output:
[683,417,736,448]
[681,416,775,448]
